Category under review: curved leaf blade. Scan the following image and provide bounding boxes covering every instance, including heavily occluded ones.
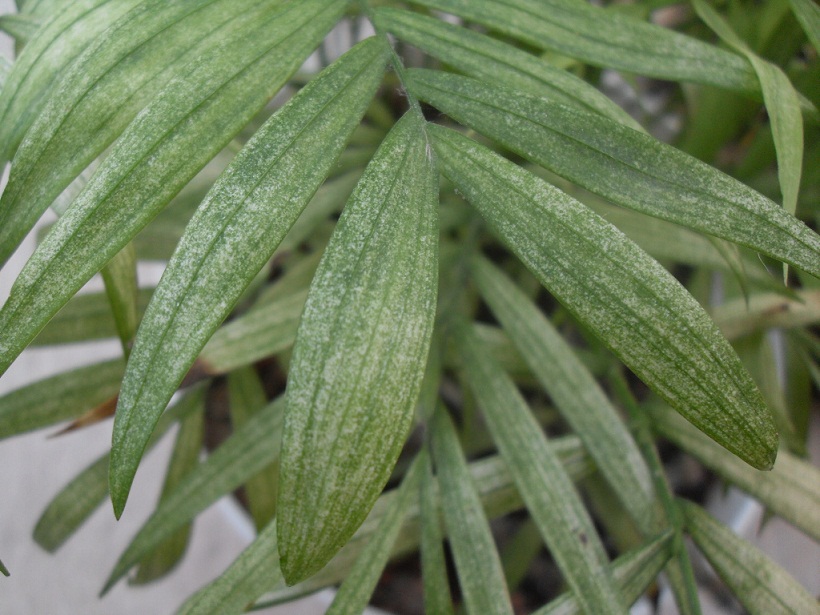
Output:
[406,0,759,93]
[0,0,276,265]
[430,408,514,615]
[471,256,655,531]
[0,0,345,380]
[680,500,820,615]
[789,0,820,52]
[0,359,124,439]
[534,531,674,615]
[104,398,284,592]
[373,7,641,130]
[110,34,388,518]
[406,70,820,279]
[455,321,626,615]
[278,111,438,583]
[429,124,777,470]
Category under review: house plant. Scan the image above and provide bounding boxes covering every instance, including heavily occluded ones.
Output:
[0,0,818,613]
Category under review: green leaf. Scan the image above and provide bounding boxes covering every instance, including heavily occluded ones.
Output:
[31,289,152,346]
[100,242,139,355]
[0,0,287,265]
[176,519,282,615]
[0,359,124,439]
[406,70,820,279]
[0,0,141,163]
[534,531,674,615]
[0,0,345,379]
[680,500,820,615]
[455,321,626,614]
[693,0,803,231]
[33,388,204,553]
[278,110,438,583]
[0,558,8,577]
[326,456,422,615]
[471,256,655,531]
[103,397,284,593]
[0,13,41,43]
[790,0,820,51]
[431,408,514,615]
[419,449,455,615]
[650,403,820,541]
[406,0,760,93]
[132,404,204,584]
[373,7,641,130]
[429,124,777,470]
[712,289,820,341]
[228,367,278,530]
[110,35,387,518]
[255,441,594,608]
[199,290,307,375]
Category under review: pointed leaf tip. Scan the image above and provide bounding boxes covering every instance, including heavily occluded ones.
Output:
[277,112,438,584]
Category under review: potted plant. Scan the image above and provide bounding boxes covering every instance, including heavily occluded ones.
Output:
[0,0,818,613]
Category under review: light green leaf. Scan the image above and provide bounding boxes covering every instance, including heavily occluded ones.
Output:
[712,289,820,341]
[0,0,345,383]
[228,367,277,530]
[278,110,438,583]
[100,242,139,355]
[455,321,626,614]
[256,441,594,608]
[431,408,514,615]
[33,388,204,552]
[650,403,820,541]
[31,289,152,346]
[103,397,284,593]
[327,456,422,615]
[109,35,386,519]
[0,13,40,43]
[790,0,820,51]
[373,7,641,130]
[471,256,655,531]
[534,531,674,615]
[0,359,124,439]
[429,124,777,470]
[133,405,204,584]
[176,519,282,615]
[693,0,803,232]
[407,70,820,279]
[0,0,285,265]
[419,448,455,615]
[0,0,141,163]
[199,290,307,375]
[406,0,760,93]
[680,500,820,615]
[0,55,10,90]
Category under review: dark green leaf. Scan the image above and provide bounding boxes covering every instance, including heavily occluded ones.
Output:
[0,558,8,577]
[111,35,387,519]
[419,448,455,615]
[429,124,777,470]
[407,70,820,278]
[278,111,438,583]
